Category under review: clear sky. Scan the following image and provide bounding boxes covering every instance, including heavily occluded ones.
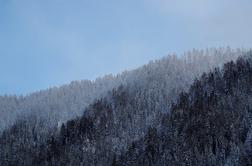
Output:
[0,0,251,95]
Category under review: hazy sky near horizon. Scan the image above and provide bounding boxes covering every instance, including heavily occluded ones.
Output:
[0,0,252,95]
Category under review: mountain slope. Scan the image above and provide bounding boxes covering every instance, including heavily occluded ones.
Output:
[0,48,244,132]
[0,48,250,166]
[116,52,252,166]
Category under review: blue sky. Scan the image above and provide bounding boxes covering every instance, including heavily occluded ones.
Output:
[0,0,252,95]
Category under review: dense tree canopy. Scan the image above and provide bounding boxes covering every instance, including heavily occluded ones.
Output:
[0,48,251,166]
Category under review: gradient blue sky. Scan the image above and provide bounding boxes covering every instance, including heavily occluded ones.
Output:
[0,0,252,95]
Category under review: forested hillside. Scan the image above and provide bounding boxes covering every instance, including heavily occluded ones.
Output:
[0,48,251,166]
[116,52,252,165]
[0,48,243,132]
